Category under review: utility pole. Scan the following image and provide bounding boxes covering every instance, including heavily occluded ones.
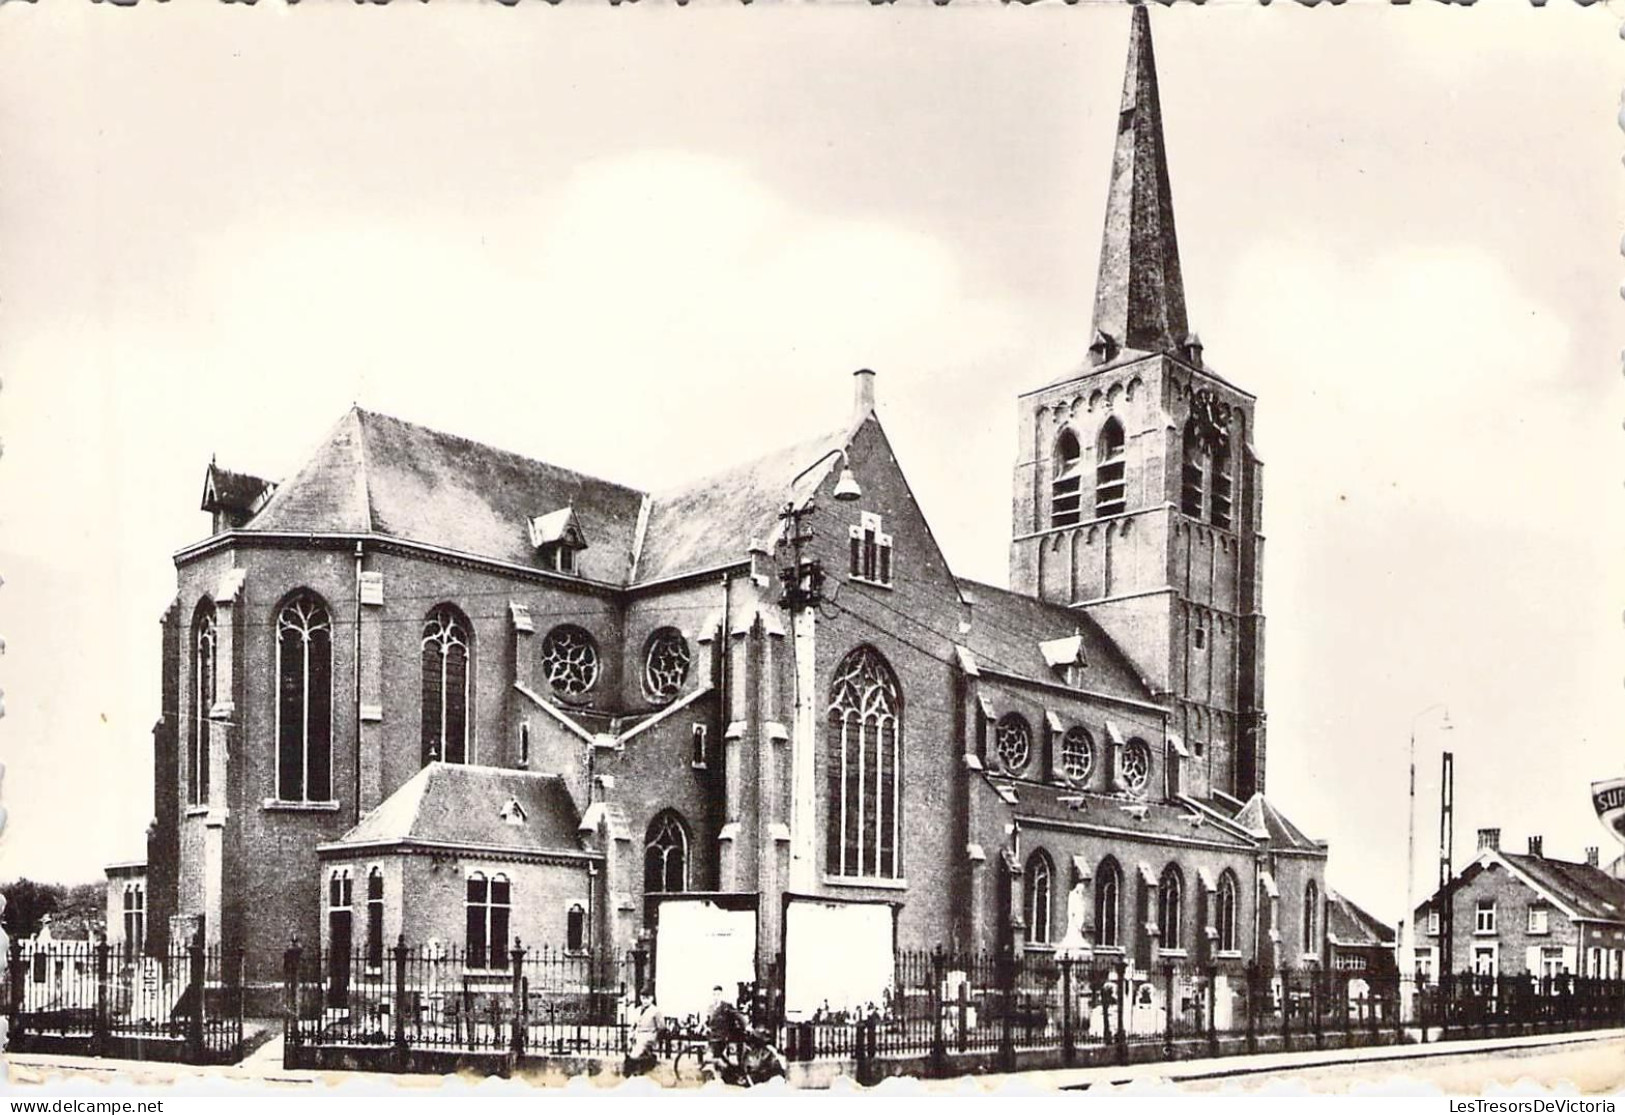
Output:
[1438,750,1455,988]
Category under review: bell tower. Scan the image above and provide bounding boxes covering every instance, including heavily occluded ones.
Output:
[1009,5,1266,802]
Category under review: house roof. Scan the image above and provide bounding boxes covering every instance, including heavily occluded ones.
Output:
[1325,889,1395,948]
[247,409,646,584]
[1234,794,1324,853]
[327,762,585,856]
[954,579,1155,699]
[1500,852,1625,923]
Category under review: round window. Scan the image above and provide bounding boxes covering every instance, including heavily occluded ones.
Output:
[1060,727,1094,785]
[541,625,600,696]
[1121,738,1151,795]
[643,627,691,704]
[994,713,1032,773]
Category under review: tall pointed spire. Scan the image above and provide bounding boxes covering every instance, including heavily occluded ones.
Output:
[1091,4,1189,359]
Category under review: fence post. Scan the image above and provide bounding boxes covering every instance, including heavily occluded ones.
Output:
[510,939,527,1060]
[1280,969,1291,1052]
[186,931,206,1063]
[1114,962,1128,1066]
[1205,964,1218,1058]
[929,947,947,1076]
[1244,962,1257,1055]
[1310,966,1323,1050]
[997,946,1016,1072]
[392,935,408,1070]
[94,939,111,1058]
[283,939,302,1052]
[1161,963,1174,1059]
[7,936,24,1046]
[1060,956,1075,1068]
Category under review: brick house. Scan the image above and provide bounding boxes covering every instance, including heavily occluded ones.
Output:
[113,6,1331,1015]
[1414,829,1625,983]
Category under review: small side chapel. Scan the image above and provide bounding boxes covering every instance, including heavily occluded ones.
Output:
[120,6,1331,1019]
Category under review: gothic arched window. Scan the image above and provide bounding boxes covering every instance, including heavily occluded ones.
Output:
[1303,880,1320,955]
[1051,428,1083,528]
[1026,850,1055,946]
[421,605,473,765]
[1210,434,1234,530]
[1216,869,1240,953]
[644,810,689,894]
[1159,864,1185,950]
[1095,418,1127,517]
[1096,857,1123,948]
[189,602,218,806]
[1181,419,1207,518]
[276,592,333,802]
[365,867,384,970]
[826,645,903,880]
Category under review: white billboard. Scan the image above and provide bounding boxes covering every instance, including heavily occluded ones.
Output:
[783,897,894,1020]
[653,898,759,1020]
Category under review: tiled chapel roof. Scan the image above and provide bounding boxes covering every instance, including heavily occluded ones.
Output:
[1325,889,1395,948]
[327,763,585,856]
[1234,794,1324,853]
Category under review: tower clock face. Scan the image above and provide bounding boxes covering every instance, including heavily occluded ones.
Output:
[1190,390,1227,449]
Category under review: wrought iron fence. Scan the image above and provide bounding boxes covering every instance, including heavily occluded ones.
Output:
[4,935,244,1064]
[283,938,640,1065]
[771,949,1625,1076]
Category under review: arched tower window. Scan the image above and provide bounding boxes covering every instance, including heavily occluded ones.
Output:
[421,605,473,765]
[644,810,690,894]
[1210,433,1234,530]
[1051,428,1083,528]
[1216,870,1240,953]
[1303,880,1320,955]
[189,602,218,806]
[276,592,333,802]
[1095,418,1127,517]
[1026,850,1055,946]
[826,645,903,880]
[1181,419,1207,517]
[1096,857,1123,948]
[1158,864,1184,950]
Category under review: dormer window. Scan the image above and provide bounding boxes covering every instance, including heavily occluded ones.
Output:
[499,798,527,826]
[1039,634,1087,687]
[529,507,587,576]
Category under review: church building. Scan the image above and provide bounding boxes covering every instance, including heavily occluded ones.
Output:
[120,7,1330,1016]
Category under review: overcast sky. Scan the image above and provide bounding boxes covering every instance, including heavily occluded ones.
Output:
[0,2,1617,926]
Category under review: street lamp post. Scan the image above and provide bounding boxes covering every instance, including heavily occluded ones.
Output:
[1401,703,1451,1021]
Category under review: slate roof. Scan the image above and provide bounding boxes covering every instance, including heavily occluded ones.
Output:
[998,777,1257,850]
[327,763,586,856]
[247,409,646,583]
[1500,852,1625,923]
[956,579,1155,698]
[201,463,275,514]
[1325,889,1395,948]
[635,427,846,584]
[1234,794,1324,853]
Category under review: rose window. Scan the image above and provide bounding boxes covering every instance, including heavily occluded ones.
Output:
[541,625,600,696]
[1121,739,1151,795]
[1060,727,1094,784]
[643,628,691,704]
[994,714,1032,773]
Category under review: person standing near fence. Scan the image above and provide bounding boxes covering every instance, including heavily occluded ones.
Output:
[623,990,663,1076]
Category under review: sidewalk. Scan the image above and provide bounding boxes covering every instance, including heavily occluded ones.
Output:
[955,1026,1625,1092]
[7,1026,1625,1091]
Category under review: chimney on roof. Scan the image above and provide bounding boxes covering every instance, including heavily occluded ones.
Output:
[1586,846,1600,868]
[853,368,876,422]
[1477,827,1500,852]
[1528,835,1543,858]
